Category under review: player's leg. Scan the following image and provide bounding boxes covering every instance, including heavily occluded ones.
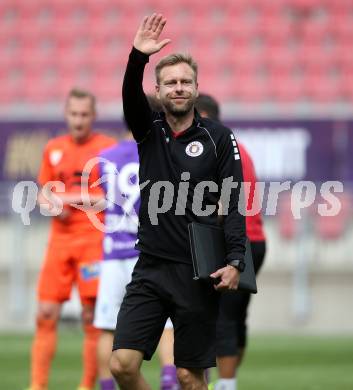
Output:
[170,262,219,390]
[110,349,151,390]
[94,258,138,390]
[177,368,206,390]
[80,297,101,390]
[230,241,266,375]
[77,239,102,390]
[28,240,74,390]
[158,320,179,390]
[110,349,151,389]
[110,253,169,389]
[213,291,243,390]
[213,240,266,390]
[29,301,62,390]
[98,331,115,389]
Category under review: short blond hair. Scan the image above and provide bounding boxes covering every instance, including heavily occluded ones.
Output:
[155,53,198,84]
[67,88,96,109]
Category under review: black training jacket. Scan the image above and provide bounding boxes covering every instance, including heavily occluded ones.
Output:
[123,47,246,264]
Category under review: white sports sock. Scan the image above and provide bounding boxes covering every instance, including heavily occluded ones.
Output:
[214,378,237,390]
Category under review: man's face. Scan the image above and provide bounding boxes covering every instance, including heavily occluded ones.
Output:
[65,96,96,142]
[156,63,198,117]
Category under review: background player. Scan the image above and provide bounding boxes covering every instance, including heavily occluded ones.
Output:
[27,88,116,390]
[195,93,266,390]
[93,127,140,390]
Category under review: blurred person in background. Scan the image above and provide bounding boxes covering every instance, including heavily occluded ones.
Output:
[195,93,266,390]
[93,126,140,390]
[27,88,116,390]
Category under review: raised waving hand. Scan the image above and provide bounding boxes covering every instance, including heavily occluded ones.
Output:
[133,13,171,55]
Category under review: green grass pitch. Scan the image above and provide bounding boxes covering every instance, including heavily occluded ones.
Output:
[2,327,353,389]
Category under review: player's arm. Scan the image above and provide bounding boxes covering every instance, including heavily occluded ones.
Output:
[211,129,246,290]
[123,14,171,143]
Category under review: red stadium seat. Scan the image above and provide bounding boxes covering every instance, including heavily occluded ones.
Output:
[0,32,23,65]
[266,45,299,73]
[329,0,353,12]
[230,47,267,72]
[304,72,344,102]
[341,70,353,102]
[0,67,25,103]
[20,1,57,27]
[335,44,353,69]
[271,74,305,103]
[258,17,294,41]
[93,84,121,103]
[292,0,327,11]
[0,0,21,35]
[332,21,353,44]
[300,20,333,46]
[235,76,271,103]
[0,0,352,106]
[23,82,61,103]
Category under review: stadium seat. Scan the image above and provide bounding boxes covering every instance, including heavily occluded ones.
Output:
[292,0,327,11]
[0,2,20,36]
[341,70,353,102]
[1,0,352,106]
[0,32,22,65]
[230,47,267,71]
[266,45,298,73]
[304,73,343,102]
[330,0,353,12]
[235,77,271,103]
[301,21,333,46]
[0,68,25,103]
[271,74,305,103]
[299,44,336,67]
[259,17,294,41]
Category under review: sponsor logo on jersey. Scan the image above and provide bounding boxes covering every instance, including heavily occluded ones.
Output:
[185,141,204,157]
[80,262,100,280]
[49,150,63,165]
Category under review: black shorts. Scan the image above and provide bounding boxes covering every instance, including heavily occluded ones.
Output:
[112,252,219,368]
[216,240,266,356]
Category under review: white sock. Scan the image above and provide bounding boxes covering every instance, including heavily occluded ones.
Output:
[214,378,237,390]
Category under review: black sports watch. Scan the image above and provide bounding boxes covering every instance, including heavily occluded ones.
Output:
[227,259,246,272]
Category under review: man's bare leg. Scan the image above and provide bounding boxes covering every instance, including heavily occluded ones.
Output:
[177,367,207,390]
[110,349,151,390]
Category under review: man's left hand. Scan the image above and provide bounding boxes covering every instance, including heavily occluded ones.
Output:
[210,265,240,291]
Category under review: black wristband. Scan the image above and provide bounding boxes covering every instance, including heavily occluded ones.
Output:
[227,259,246,272]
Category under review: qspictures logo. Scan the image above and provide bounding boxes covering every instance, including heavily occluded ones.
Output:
[11,157,345,232]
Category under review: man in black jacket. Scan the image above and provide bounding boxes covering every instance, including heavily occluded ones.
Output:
[110,14,246,390]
